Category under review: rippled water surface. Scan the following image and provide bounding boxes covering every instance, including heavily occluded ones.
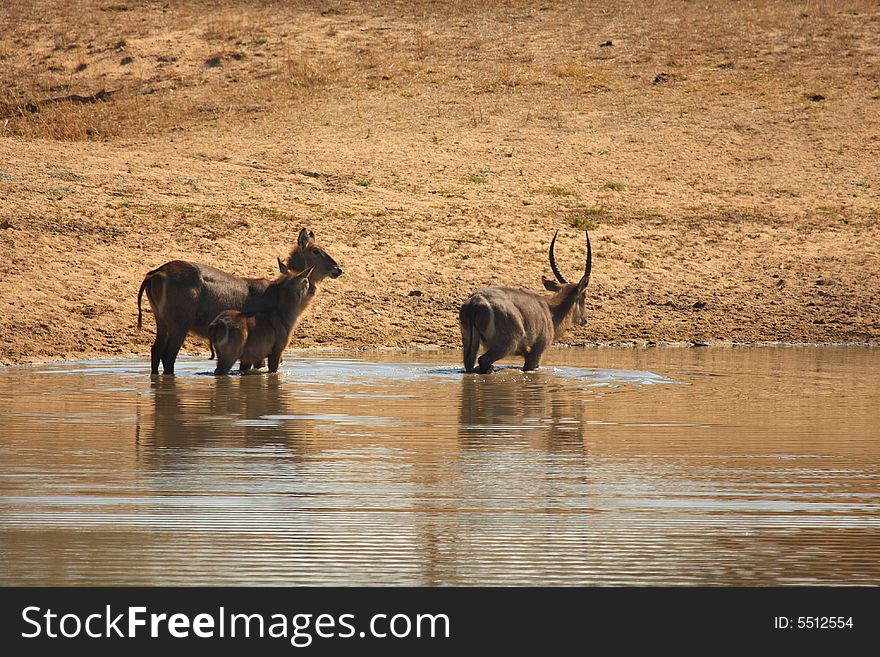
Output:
[1,347,878,585]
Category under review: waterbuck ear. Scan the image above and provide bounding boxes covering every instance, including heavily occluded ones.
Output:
[277,257,289,275]
[542,275,562,292]
[299,266,315,289]
[297,227,312,249]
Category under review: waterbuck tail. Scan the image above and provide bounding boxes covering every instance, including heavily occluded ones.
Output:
[137,276,150,330]
[137,269,166,329]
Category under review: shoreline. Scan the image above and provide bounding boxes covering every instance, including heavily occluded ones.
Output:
[3,340,878,369]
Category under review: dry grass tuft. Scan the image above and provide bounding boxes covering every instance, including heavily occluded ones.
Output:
[278,50,334,88]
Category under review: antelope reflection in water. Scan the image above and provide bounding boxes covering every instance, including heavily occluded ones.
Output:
[458,370,590,458]
[135,375,313,468]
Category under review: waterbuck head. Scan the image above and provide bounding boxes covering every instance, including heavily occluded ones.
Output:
[286,228,343,283]
[275,259,316,303]
[541,230,593,326]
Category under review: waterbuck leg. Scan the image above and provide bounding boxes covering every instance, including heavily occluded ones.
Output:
[477,340,516,375]
[460,322,480,373]
[459,301,489,373]
[161,328,188,375]
[522,340,548,372]
[150,326,168,375]
[214,354,235,376]
[267,351,282,373]
[241,361,263,375]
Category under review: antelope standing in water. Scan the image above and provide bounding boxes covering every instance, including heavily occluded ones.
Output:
[137,228,342,374]
[209,262,315,375]
[459,231,592,373]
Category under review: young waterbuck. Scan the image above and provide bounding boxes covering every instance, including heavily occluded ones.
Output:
[209,262,315,375]
[137,228,342,375]
[459,231,592,374]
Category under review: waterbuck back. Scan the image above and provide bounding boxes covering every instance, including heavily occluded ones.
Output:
[459,231,592,374]
[138,227,342,374]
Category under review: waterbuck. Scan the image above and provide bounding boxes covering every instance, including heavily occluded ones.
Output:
[459,231,592,374]
[209,262,315,375]
[137,227,342,374]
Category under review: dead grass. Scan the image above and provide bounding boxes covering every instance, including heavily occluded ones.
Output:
[1,0,880,363]
[4,0,878,142]
[0,0,339,140]
[278,49,335,88]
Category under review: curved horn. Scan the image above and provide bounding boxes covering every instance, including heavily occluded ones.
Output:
[549,230,569,284]
[577,231,592,290]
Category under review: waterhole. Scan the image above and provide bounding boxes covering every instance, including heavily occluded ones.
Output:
[0,347,877,585]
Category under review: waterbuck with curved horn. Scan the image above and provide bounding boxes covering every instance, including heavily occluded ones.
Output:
[137,227,342,375]
[459,231,592,374]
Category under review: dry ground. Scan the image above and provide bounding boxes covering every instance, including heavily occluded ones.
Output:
[0,0,878,365]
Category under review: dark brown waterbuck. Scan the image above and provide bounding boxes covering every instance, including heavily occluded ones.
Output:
[209,262,315,375]
[137,228,342,374]
[459,231,592,374]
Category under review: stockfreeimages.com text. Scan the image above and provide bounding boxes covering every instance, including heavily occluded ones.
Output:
[22,606,450,647]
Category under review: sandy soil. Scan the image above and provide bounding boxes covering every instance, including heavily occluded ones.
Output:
[1,0,878,365]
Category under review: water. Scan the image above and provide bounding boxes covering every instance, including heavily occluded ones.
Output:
[0,347,878,586]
